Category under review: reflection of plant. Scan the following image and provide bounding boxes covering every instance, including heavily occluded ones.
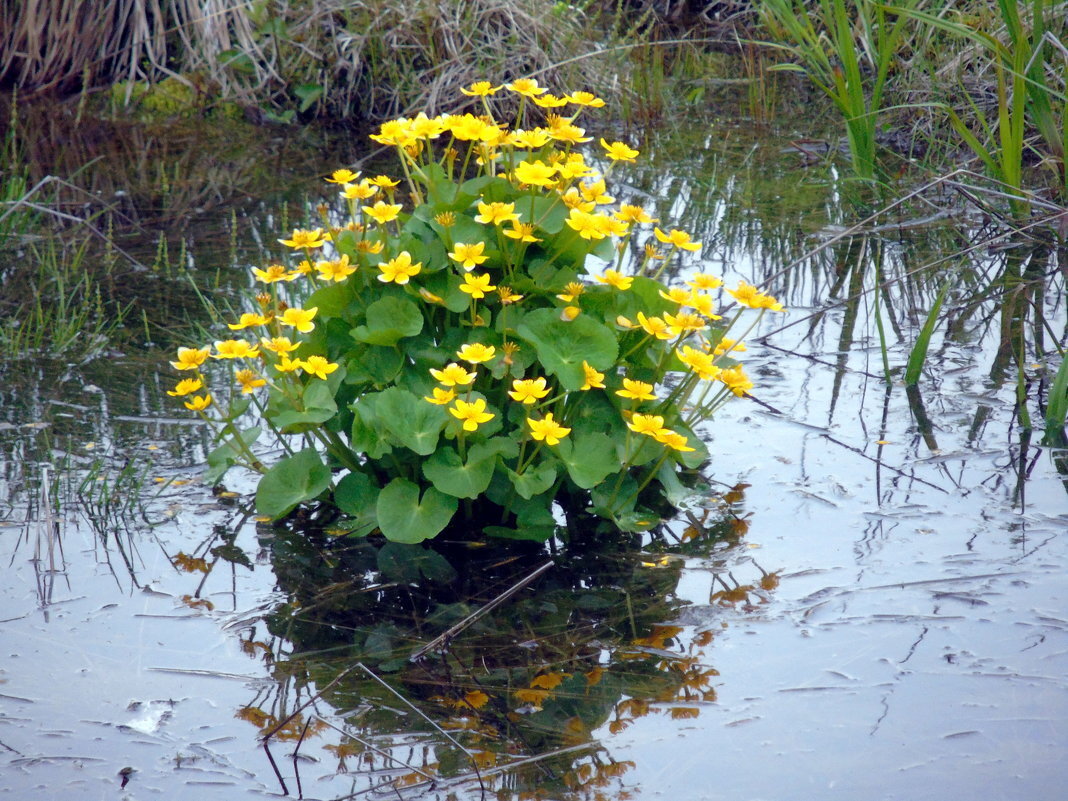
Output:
[225,502,767,799]
[169,81,784,538]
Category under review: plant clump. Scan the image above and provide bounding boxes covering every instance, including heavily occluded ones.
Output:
[168,79,783,542]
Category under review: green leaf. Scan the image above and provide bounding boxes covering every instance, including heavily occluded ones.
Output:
[335,470,378,516]
[376,478,457,543]
[555,432,622,489]
[204,426,261,485]
[376,387,448,455]
[422,439,510,498]
[516,308,618,390]
[255,448,332,520]
[270,379,337,432]
[351,296,424,345]
[345,344,403,386]
[349,394,395,459]
[306,280,352,318]
[506,462,557,499]
[294,83,323,113]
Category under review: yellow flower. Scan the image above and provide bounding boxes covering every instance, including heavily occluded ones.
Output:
[497,286,524,305]
[655,429,696,452]
[449,113,492,141]
[167,377,203,397]
[556,281,585,303]
[448,241,488,271]
[595,269,633,290]
[561,305,581,321]
[316,255,358,282]
[533,93,568,108]
[409,113,445,140]
[302,355,339,380]
[369,174,400,188]
[280,307,319,333]
[659,287,691,305]
[274,356,303,373]
[457,343,496,364]
[325,168,359,184]
[627,413,667,436]
[460,81,502,96]
[727,280,784,311]
[653,226,701,251]
[580,361,605,390]
[565,90,606,107]
[474,201,519,226]
[548,123,592,144]
[460,272,496,299]
[616,204,656,224]
[235,369,267,394]
[369,118,416,147]
[565,208,607,240]
[689,273,723,290]
[505,77,547,97]
[512,128,552,149]
[502,222,540,242]
[664,311,707,336]
[557,154,596,180]
[687,291,720,319]
[260,336,300,354]
[356,239,385,254]
[252,264,299,283]
[599,138,640,162]
[636,311,673,340]
[527,413,571,445]
[170,346,210,371]
[616,378,656,401]
[719,365,754,396]
[341,181,378,200]
[430,363,476,386]
[713,337,746,356]
[508,377,550,404]
[677,345,721,381]
[560,187,595,212]
[377,252,422,284]
[450,398,494,431]
[424,387,456,405]
[183,394,212,411]
[213,339,261,359]
[228,312,271,331]
[514,159,558,187]
[278,228,331,249]
[362,200,402,225]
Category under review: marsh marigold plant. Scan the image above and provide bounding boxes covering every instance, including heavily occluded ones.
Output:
[168,82,783,542]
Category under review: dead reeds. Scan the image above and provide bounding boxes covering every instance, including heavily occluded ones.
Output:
[2,0,611,120]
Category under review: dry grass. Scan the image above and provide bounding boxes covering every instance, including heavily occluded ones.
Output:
[3,0,617,119]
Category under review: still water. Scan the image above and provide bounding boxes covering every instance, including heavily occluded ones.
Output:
[2,106,1065,800]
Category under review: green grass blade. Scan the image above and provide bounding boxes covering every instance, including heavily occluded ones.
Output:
[904,281,951,387]
[1046,353,1068,433]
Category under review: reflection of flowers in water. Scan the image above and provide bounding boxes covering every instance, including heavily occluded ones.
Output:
[170,484,767,799]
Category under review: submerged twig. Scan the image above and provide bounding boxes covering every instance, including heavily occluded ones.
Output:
[409,560,554,662]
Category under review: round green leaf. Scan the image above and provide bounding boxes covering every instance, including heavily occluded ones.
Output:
[423,446,496,498]
[376,478,457,543]
[516,308,618,390]
[555,432,621,489]
[255,448,332,520]
[352,296,424,345]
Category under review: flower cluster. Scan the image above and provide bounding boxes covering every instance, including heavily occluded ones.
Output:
[167,78,783,540]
